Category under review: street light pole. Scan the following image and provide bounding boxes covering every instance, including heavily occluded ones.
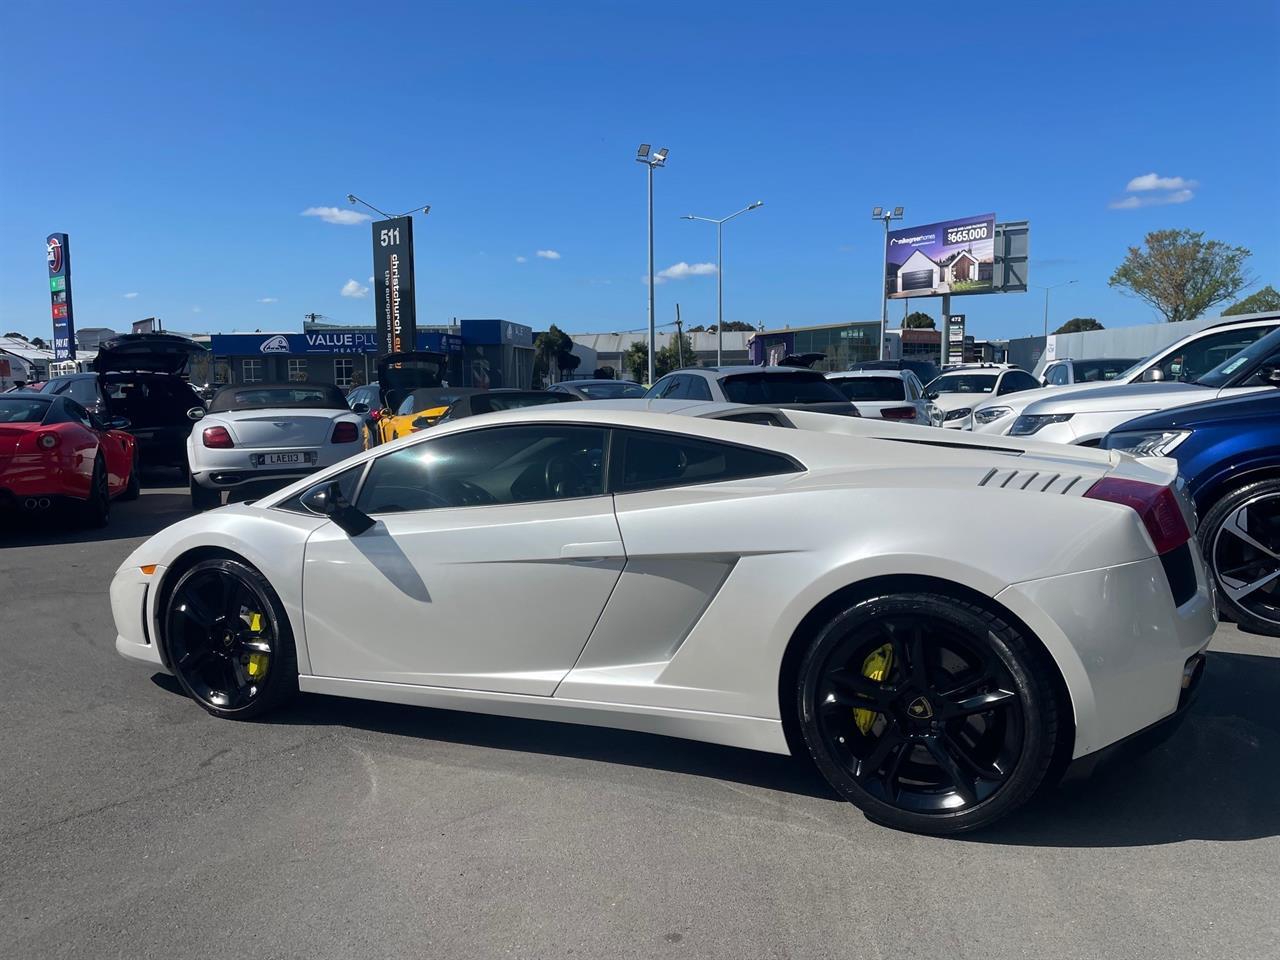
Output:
[636,145,669,385]
[681,201,763,366]
[346,194,432,220]
[871,207,904,361]
[1036,279,1079,339]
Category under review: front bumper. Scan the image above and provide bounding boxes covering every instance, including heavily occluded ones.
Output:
[111,563,167,668]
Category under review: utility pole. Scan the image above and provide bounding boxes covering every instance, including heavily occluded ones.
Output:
[675,303,684,368]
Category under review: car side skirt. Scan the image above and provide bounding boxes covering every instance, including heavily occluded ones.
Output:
[299,675,790,755]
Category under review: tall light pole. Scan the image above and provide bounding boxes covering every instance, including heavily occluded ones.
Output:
[346,194,432,220]
[636,145,668,385]
[1036,279,1078,339]
[871,207,904,361]
[681,201,763,366]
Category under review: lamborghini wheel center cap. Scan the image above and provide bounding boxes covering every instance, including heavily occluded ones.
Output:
[907,696,933,719]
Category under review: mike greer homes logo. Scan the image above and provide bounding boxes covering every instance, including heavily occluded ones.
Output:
[260,335,291,353]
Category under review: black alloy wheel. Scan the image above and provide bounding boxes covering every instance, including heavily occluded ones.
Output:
[1203,479,1280,637]
[164,558,297,719]
[798,593,1061,835]
[80,456,110,527]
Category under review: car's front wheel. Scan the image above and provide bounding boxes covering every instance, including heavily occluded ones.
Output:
[1201,479,1280,637]
[797,592,1062,835]
[163,558,297,719]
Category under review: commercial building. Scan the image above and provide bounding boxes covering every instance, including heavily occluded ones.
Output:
[747,321,880,370]
[570,331,752,376]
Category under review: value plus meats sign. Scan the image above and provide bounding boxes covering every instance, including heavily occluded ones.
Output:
[371,216,418,357]
[46,232,77,361]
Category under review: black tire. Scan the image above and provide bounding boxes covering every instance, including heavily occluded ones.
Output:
[796,592,1062,835]
[190,477,221,511]
[119,450,141,501]
[162,557,298,720]
[1200,478,1280,637]
[80,456,110,527]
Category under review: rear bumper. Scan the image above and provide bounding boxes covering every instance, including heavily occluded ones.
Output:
[191,443,361,489]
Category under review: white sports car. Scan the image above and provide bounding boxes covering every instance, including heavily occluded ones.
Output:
[187,382,364,509]
[114,404,1214,834]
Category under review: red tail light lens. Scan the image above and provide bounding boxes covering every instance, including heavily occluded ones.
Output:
[369,409,383,421]
[1084,477,1191,555]
[881,406,918,420]
[37,432,59,449]
[331,421,359,444]
[202,426,234,448]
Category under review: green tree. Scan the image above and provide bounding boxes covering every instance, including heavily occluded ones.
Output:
[687,324,706,333]
[624,336,697,383]
[1109,229,1253,324]
[533,325,576,385]
[30,337,47,349]
[1223,284,1280,316]
[903,311,935,329]
[1053,317,1104,335]
[624,340,649,383]
[592,366,615,380]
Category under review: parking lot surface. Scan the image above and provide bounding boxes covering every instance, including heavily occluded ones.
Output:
[2,484,1277,960]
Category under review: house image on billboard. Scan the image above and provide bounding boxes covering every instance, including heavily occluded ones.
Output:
[897,249,944,294]
[896,248,994,294]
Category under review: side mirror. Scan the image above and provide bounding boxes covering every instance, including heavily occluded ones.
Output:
[1142,368,1165,383]
[187,406,206,421]
[351,402,370,414]
[300,480,375,536]
[926,390,939,401]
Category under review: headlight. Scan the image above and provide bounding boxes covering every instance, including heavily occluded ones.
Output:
[1010,413,1074,436]
[943,407,972,421]
[1104,429,1191,458]
[974,406,1012,425]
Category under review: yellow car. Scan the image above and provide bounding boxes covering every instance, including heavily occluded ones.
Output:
[376,387,482,443]
[365,350,451,446]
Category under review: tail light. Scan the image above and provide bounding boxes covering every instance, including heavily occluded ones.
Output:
[202,426,234,448]
[331,421,359,444]
[369,409,383,421]
[37,432,59,450]
[881,406,917,420]
[1084,477,1191,555]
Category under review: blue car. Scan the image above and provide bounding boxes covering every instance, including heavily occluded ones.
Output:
[1104,390,1280,636]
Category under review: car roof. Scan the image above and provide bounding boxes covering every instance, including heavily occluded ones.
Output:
[826,370,910,380]
[561,379,641,386]
[689,365,826,376]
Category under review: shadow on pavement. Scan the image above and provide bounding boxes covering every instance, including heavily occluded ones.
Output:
[975,649,1280,847]
[1,477,194,547]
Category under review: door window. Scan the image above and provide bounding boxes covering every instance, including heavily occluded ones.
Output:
[1150,328,1272,383]
[63,398,95,429]
[357,424,607,514]
[998,371,1040,394]
[57,378,101,407]
[614,428,802,492]
[1045,363,1070,386]
[684,375,713,400]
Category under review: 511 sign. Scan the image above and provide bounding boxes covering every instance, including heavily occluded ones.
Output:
[371,216,418,357]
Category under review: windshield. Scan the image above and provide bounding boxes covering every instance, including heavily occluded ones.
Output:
[831,377,905,401]
[927,374,997,394]
[0,396,51,422]
[208,384,347,412]
[470,393,569,413]
[576,382,647,399]
[1197,327,1280,388]
[399,389,473,415]
[720,372,847,404]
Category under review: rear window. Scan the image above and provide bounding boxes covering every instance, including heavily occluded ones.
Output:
[0,396,51,423]
[928,374,997,394]
[830,377,905,401]
[209,384,347,412]
[719,372,846,405]
[469,393,571,414]
[576,382,647,399]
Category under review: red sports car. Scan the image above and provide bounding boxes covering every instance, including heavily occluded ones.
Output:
[0,393,139,526]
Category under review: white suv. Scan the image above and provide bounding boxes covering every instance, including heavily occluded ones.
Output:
[970,314,1280,434]
[923,365,1040,429]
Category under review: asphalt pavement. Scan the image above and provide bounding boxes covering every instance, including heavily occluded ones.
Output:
[2,482,1278,960]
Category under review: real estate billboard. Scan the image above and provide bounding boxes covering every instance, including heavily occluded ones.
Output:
[886,214,996,300]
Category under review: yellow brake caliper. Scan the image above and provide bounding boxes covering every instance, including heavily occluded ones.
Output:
[853,643,894,734]
[244,612,269,680]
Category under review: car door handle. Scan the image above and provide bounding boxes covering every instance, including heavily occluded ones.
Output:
[561,541,625,561]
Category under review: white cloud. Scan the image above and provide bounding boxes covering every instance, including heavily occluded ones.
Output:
[536,249,562,260]
[301,206,372,226]
[191,306,202,314]
[257,297,278,303]
[1109,189,1195,210]
[515,255,528,263]
[122,292,139,299]
[340,279,369,298]
[652,261,718,284]
[368,276,374,285]
[1126,172,1198,192]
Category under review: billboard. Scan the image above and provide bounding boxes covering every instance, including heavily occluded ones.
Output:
[47,233,77,361]
[886,214,995,299]
[371,216,418,357]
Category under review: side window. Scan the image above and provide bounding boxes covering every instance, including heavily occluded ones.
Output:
[614,428,802,493]
[1046,363,1070,386]
[645,375,677,399]
[999,371,1039,394]
[904,373,922,400]
[685,375,713,401]
[63,398,94,428]
[662,376,689,400]
[58,379,101,407]
[275,462,366,515]
[1152,328,1271,382]
[357,425,607,514]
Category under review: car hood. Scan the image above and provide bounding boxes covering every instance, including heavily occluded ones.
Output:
[1109,388,1280,433]
[92,334,208,375]
[1021,381,1215,416]
[928,392,989,412]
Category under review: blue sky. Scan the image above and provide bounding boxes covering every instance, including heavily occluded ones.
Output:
[1,0,1277,344]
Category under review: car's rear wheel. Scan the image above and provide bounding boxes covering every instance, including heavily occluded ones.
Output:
[1202,479,1280,637]
[190,477,221,511]
[79,456,110,527]
[120,449,141,501]
[163,558,297,719]
[797,592,1061,835]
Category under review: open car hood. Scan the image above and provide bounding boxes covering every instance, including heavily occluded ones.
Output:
[377,351,448,411]
[92,333,207,375]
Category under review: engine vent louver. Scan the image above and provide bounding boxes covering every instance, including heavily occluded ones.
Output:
[978,468,1084,496]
